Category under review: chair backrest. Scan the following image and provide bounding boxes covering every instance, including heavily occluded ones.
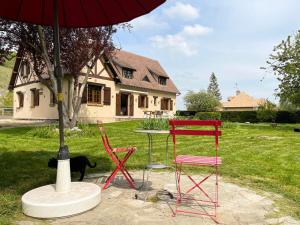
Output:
[169,120,222,159]
[97,121,113,155]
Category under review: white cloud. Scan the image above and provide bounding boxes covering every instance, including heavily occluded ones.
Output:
[131,15,168,30]
[164,2,199,21]
[182,24,212,36]
[150,24,212,56]
[151,34,197,56]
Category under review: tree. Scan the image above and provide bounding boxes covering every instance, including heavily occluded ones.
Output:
[0,91,13,107]
[266,31,300,107]
[184,90,220,112]
[279,98,299,111]
[0,20,124,128]
[207,72,222,100]
[257,100,277,123]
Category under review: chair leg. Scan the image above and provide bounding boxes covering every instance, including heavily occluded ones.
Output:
[173,165,220,219]
[174,163,182,216]
[103,150,136,190]
[103,167,120,189]
[216,166,219,208]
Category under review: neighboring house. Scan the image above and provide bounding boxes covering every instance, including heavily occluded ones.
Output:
[221,90,265,111]
[8,50,180,123]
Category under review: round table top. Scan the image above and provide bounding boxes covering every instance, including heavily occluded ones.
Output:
[134,129,170,134]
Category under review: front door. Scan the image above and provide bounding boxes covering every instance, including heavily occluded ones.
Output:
[116,93,134,116]
[120,93,129,116]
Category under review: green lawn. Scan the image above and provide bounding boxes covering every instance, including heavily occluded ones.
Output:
[0,65,12,93]
[0,121,299,223]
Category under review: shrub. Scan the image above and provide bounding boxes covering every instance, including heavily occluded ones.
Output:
[27,124,98,138]
[194,112,221,120]
[140,118,169,130]
[175,110,196,117]
[275,111,300,123]
[257,100,277,122]
[27,125,58,138]
[221,111,258,123]
[221,122,239,129]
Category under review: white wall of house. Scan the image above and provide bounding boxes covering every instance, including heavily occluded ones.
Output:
[12,57,177,122]
[13,80,70,120]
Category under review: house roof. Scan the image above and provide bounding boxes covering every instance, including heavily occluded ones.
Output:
[109,50,180,94]
[222,91,265,108]
[9,49,180,95]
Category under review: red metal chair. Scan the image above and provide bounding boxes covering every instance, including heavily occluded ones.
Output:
[169,120,222,218]
[97,121,136,190]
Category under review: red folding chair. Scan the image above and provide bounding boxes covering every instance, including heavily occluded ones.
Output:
[97,122,136,190]
[169,120,222,218]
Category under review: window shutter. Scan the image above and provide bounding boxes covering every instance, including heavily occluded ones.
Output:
[161,98,163,110]
[129,94,134,116]
[81,85,87,104]
[32,89,39,107]
[146,96,149,108]
[20,93,24,107]
[138,95,141,108]
[50,91,57,105]
[170,99,173,111]
[30,89,35,107]
[116,93,121,116]
[17,92,24,108]
[103,87,111,105]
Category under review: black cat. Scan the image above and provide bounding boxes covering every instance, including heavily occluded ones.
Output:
[48,156,96,181]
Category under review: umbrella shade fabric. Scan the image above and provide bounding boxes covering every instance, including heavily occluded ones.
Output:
[0,0,165,28]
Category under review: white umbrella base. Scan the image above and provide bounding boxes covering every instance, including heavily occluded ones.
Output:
[22,182,101,218]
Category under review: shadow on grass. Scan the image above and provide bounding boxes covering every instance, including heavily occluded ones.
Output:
[0,150,111,223]
[0,150,111,194]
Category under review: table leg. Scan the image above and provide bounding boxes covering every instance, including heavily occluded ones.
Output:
[166,134,170,166]
[147,133,153,165]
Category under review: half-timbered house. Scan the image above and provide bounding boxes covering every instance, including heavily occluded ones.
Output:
[8,50,180,122]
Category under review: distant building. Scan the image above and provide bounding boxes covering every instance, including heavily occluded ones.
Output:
[221,90,265,111]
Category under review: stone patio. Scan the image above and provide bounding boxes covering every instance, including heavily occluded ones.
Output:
[18,171,299,225]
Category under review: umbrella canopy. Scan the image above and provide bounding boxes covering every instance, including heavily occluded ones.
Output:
[0,0,165,28]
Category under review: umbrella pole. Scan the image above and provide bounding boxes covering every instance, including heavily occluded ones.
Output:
[53,0,71,192]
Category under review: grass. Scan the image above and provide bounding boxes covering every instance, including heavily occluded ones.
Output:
[0,65,12,92]
[0,59,14,107]
[0,121,299,223]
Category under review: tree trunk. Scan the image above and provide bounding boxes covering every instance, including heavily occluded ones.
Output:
[37,26,100,129]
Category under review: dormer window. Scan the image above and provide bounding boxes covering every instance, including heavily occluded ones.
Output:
[142,75,150,82]
[122,68,133,79]
[20,60,31,78]
[158,76,167,85]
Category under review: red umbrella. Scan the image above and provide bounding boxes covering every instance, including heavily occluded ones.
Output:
[0,0,165,182]
[0,0,165,28]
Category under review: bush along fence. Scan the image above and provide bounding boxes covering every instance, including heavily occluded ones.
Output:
[176,110,300,123]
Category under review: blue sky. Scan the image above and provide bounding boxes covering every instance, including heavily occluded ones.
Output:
[114,0,300,109]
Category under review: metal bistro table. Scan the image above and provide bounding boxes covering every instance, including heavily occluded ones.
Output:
[134,129,172,199]
[135,129,170,169]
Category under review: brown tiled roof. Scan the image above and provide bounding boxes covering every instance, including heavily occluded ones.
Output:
[222,91,265,108]
[9,49,180,95]
[110,50,180,94]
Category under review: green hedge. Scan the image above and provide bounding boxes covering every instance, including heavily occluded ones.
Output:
[221,111,258,123]
[194,112,221,120]
[221,111,300,123]
[276,111,300,123]
[176,110,300,123]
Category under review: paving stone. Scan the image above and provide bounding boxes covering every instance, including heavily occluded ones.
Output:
[16,222,35,225]
[18,171,300,225]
